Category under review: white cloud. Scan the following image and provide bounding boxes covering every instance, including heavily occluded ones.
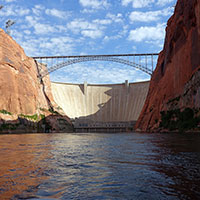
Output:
[39,37,74,53]
[106,13,123,23]
[128,23,166,42]
[103,25,128,42]
[25,15,60,35]
[45,8,70,19]
[35,5,45,10]
[18,8,30,16]
[67,19,97,33]
[25,16,37,26]
[50,37,73,44]
[92,13,123,25]
[81,8,98,13]
[67,14,123,39]
[1,0,167,84]
[50,62,150,84]
[0,5,30,17]
[103,35,119,42]
[4,0,16,2]
[34,23,55,35]
[121,0,132,6]
[122,0,155,8]
[12,29,23,40]
[129,7,173,22]
[0,7,12,16]
[24,30,31,35]
[93,19,112,25]
[56,25,67,32]
[157,0,175,6]
[32,5,44,16]
[67,18,104,38]
[79,0,110,9]
[81,29,103,39]
[14,34,75,56]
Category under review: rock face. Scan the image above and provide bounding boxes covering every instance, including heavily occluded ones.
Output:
[0,29,50,114]
[135,0,200,132]
[0,29,73,133]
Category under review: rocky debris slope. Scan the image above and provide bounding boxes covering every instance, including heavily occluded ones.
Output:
[135,0,200,132]
[0,29,73,133]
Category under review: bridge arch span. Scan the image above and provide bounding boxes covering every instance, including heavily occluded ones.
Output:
[37,56,154,78]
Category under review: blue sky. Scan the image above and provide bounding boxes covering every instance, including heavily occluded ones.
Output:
[0,0,177,84]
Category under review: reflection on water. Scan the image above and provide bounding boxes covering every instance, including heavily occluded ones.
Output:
[0,133,200,200]
[0,134,52,200]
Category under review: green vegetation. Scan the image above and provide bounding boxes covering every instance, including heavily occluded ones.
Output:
[159,108,200,132]
[0,109,12,115]
[40,107,61,115]
[39,107,46,112]
[0,123,19,131]
[48,108,59,115]
[155,119,158,124]
[40,114,45,120]
[19,113,39,121]
[56,106,62,110]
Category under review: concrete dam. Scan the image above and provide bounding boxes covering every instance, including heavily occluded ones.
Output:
[51,81,150,132]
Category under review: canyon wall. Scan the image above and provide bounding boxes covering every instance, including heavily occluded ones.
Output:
[0,29,72,133]
[0,29,51,115]
[136,0,200,132]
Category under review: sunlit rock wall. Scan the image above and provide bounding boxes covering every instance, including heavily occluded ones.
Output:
[0,29,73,133]
[0,28,54,115]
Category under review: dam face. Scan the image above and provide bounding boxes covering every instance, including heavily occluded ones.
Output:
[51,81,149,132]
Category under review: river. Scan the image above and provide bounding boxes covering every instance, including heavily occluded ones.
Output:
[0,133,200,200]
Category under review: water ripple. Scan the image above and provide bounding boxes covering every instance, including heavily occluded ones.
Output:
[0,133,200,199]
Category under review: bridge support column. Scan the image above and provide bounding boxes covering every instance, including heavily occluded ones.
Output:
[125,80,129,93]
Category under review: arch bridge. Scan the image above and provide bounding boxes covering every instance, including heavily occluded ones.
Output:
[33,53,159,78]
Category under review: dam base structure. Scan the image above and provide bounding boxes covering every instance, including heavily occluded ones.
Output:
[51,80,150,133]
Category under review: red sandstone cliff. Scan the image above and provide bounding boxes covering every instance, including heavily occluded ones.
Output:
[0,29,73,133]
[136,0,200,132]
[0,29,53,114]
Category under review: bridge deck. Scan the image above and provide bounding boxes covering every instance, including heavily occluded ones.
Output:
[32,53,159,59]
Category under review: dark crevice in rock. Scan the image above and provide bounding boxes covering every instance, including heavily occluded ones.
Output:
[34,60,53,111]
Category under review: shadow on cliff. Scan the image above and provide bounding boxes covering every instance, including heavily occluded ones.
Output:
[0,114,74,134]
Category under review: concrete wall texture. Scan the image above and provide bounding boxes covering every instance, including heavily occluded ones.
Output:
[51,81,150,122]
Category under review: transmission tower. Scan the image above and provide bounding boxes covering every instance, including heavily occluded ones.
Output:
[5,19,15,35]
[0,6,16,35]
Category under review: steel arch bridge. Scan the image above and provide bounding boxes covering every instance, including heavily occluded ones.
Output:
[33,53,159,78]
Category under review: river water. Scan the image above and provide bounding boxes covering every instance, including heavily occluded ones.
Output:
[0,133,200,200]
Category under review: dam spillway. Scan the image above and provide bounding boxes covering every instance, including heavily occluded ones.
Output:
[51,81,150,132]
